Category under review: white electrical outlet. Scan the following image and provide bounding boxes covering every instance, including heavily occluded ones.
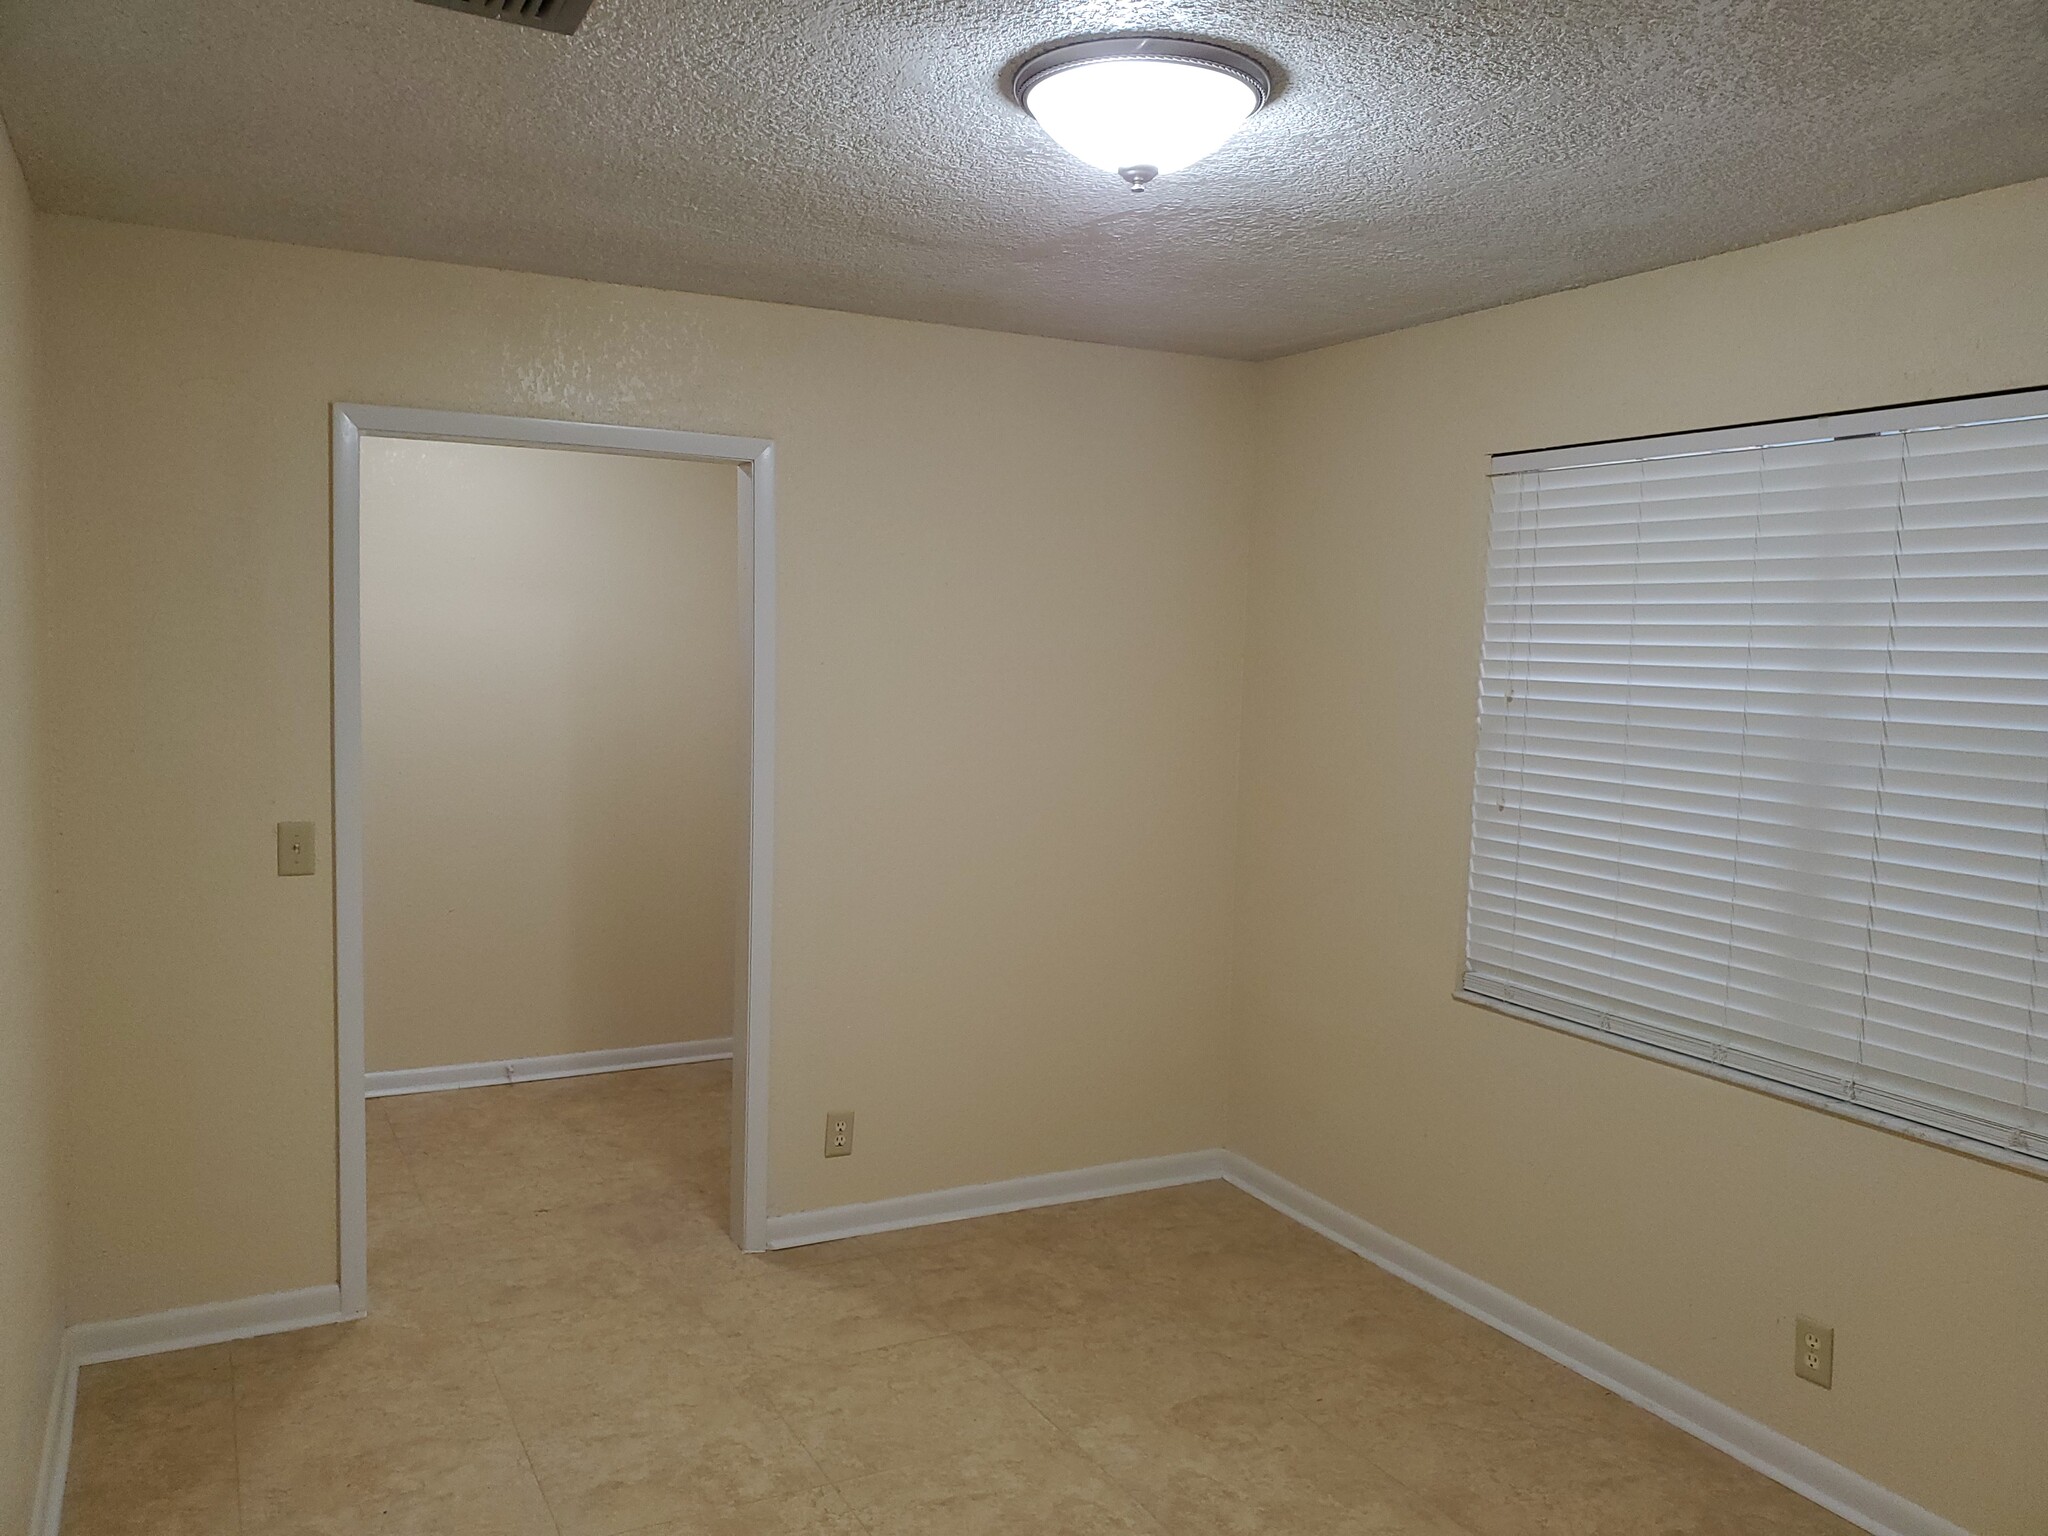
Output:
[824,1111,854,1158]
[1794,1316,1833,1389]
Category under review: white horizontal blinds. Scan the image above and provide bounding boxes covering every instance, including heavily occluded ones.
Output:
[1466,396,2048,1163]
[1860,416,2048,1144]
[1722,434,1902,1081]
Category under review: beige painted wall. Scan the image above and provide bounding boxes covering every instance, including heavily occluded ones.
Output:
[1235,177,2048,1536]
[0,126,58,1532]
[361,440,742,1074]
[38,216,1253,1323]
[35,156,2048,1531]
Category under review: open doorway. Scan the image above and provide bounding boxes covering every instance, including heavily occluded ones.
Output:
[331,406,777,1318]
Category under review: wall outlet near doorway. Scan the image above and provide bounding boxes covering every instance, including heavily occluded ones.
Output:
[1794,1317,1834,1389]
[276,820,316,876]
[824,1111,854,1158]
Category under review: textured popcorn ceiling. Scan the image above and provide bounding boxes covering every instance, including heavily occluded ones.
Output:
[2,0,2045,358]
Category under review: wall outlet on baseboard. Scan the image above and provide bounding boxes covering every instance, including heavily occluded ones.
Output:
[1794,1316,1833,1389]
[824,1110,854,1158]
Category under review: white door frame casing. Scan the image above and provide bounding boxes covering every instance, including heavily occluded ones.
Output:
[331,404,777,1315]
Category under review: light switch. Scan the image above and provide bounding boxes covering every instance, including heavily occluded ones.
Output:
[276,820,316,876]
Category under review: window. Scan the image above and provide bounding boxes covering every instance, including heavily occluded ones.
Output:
[1464,388,2048,1170]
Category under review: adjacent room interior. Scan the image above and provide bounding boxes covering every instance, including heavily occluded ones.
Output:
[360,438,744,1092]
[0,3,2044,1536]
[356,432,750,1304]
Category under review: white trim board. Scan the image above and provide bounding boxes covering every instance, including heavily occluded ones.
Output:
[1213,1155,1970,1536]
[31,1284,350,1536]
[29,1155,1968,1536]
[29,1334,74,1536]
[65,1284,347,1368]
[767,1150,1970,1536]
[763,1150,1224,1249]
[365,1038,733,1098]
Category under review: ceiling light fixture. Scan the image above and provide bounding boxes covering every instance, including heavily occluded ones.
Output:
[1013,36,1271,192]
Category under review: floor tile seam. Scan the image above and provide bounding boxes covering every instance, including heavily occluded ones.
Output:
[848,1231,987,1283]
[999,1337,1383,1535]
[470,1312,570,1536]
[1038,1414,1185,1535]
[723,1316,957,1380]
[1035,1406,1182,1533]
[752,1333,1068,1487]
[373,1114,428,1199]
[226,1343,249,1536]
[405,1187,707,1231]
[239,1307,530,1436]
[380,1117,469,1169]
[593,1483,835,1536]
[870,1263,1009,1341]
[854,1246,924,1294]
[970,1353,1136,1506]
[746,1386,845,1517]
[1285,1391,1498,1536]
[832,1432,1174,1536]
[834,1477,885,1536]
[369,1160,425,1203]
[778,1403,843,1498]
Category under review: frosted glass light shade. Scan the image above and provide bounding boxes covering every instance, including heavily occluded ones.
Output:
[1015,38,1269,190]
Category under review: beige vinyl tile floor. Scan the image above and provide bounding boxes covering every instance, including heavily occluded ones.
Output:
[62,1060,1859,1535]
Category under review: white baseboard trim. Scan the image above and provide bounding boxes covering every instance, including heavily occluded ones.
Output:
[765,1147,1964,1536]
[29,1332,75,1536]
[763,1149,1226,1249]
[1215,1153,1969,1536]
[364,1037,732,1098]
[66,1283,349,1368]
[28,1153,1966,1536]
[32,1283,349,1535]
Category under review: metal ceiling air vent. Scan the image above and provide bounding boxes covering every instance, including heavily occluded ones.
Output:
[413,0,595,36]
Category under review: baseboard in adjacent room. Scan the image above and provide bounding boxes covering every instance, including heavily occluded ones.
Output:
[762,1149,1227,1249]
[363,1037,733,1098]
